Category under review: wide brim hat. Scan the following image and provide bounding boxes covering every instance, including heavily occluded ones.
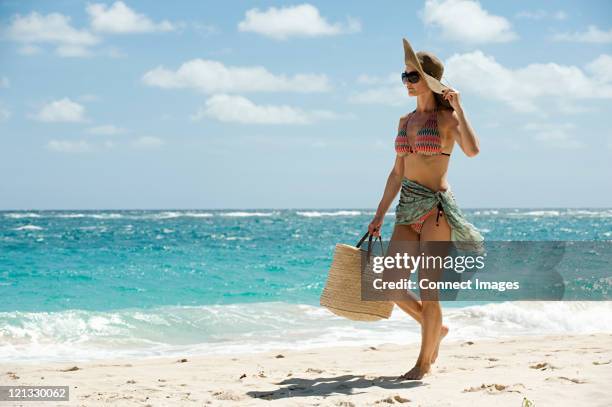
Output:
[403,38,452,107]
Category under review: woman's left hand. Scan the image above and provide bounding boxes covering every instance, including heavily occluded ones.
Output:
[442,88,462,111]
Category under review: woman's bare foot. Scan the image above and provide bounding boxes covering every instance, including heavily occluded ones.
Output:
[397,362,431,380]
[430,325,449,364]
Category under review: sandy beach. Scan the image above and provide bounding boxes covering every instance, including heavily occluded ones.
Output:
[2,333,611,406]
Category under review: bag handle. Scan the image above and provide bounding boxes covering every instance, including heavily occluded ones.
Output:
[356,230,384,263]
[356,230,370,248]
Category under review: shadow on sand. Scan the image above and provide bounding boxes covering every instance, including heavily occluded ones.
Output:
[247,374,426,400]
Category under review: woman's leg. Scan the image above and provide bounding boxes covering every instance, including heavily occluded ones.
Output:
[389,222,449,368]
[399,208,452,380]
[388,223,422,318]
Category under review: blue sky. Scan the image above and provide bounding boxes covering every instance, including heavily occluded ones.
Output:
[0,0,611,209]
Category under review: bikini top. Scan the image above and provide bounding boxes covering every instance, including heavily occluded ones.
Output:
[395,107,451,157]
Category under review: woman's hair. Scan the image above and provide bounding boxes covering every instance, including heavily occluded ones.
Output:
[433,91,453,111]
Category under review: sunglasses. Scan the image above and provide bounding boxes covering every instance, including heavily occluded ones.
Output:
[402,70,420,84]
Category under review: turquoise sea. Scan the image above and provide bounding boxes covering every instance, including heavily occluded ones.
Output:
[1,209,612,362]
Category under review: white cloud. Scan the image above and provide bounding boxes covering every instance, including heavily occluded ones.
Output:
[443,51,612,112]
[142,59,331,93]
[421,0,517,43]
[238,4,361,40]
[4,4,173,58]
[87,1,174,34]
[56,44,93,57]
[523,122,584,149]
[86,125,127,135]
[192,94,340,124]
[585,54,612,83]
[34,98,86,122]
[348,86,407,107]
[131,136,164,149]
[515,10,567,20]
[6,11,99,45]
[46,138,116,152]
[552,25,612,43]
[5,11,100,57]
[47,139,93,153]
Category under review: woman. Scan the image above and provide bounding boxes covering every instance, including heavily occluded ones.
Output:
[368,38,484,380]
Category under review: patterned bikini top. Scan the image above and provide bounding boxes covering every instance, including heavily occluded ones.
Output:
[395,107,451,157]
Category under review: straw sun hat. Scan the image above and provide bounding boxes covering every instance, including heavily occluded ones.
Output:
[403,37,453,110]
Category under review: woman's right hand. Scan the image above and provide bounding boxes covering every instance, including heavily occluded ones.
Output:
[368,214,384,237]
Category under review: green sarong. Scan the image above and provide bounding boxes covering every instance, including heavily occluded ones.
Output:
[395,178,485,253]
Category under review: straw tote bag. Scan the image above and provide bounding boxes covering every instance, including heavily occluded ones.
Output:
[320,231,394,321]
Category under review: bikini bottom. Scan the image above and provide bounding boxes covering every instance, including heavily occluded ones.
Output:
[407,202,445,234]
[394,178,484,253]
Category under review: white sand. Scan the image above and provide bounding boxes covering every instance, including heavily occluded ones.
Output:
[2,333,611,406]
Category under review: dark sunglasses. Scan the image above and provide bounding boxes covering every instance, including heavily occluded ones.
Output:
[401,70,420,84]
